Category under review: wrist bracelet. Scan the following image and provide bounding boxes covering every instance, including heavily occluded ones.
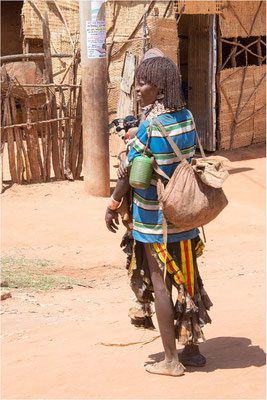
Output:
[107,195,122,210]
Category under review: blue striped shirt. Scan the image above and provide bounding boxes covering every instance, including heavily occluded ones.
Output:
[126,108,199,243]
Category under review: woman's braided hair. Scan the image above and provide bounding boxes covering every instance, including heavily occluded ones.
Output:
[135,56,185,109]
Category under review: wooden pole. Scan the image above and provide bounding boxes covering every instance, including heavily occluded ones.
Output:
[257,37,262,66]
[43,11,63,179]
[0,53,72,62]
[79,0,110,197]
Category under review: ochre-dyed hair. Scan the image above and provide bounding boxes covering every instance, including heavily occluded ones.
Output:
[135,56,185,109]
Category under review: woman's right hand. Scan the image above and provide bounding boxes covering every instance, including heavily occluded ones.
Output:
[105,208,119,233]
[117,161,128,179]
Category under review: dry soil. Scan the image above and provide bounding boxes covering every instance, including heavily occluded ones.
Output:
[1,144,266,399]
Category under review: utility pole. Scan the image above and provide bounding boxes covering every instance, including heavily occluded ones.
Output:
[79,0,110,197]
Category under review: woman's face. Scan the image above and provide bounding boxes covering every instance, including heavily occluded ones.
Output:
[135,79,159,107]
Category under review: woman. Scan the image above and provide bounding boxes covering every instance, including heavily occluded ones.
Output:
[105,56,212,377]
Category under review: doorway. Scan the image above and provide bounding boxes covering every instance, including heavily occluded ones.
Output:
[178,14,217,151]
[1,1,24,56]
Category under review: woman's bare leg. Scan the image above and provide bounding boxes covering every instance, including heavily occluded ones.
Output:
[144,244,184,376]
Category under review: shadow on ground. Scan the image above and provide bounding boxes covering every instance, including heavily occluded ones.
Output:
[146,336,266,372]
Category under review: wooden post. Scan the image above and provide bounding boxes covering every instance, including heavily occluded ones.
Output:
[79,0,110,197]
[257,37,262,66]
[42,11,62,180]
[231,37,237,67]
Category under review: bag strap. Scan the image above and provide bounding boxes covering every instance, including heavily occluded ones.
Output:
[154,112,207,160]
[143,122,153,154]
[186,110,206,159]
[153,119,185,162]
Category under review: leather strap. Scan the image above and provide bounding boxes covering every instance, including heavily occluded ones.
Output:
[153,119,185,163]
[143,121,153,154]
[186,110,206,159]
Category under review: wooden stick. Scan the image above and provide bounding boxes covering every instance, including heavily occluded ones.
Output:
[221,38,264,60]
[70,87,82,178]
[231,37,237,68]
[26,0,68,68]
[58,88,64,175]
[22,100,41,183]
[33,124,44,179]
[60,49,80,84]
[234,38,260,58]
[249,0,263,36]
[11,83,81,88]
[106,1,120,37]
[44,90,51,181]
[0,121,6,192]
[107,30,117,84]
[0,53,72,62]
[76,132,83,179]
[18,101,32,183]
[32,96,47,182]
[48,0,75,49]
[257,37,263,66]
[230,65,248,149]
[163,1,172,18]
[220,42,239,71]
[69,51,79,175]
[238,73,266,117]
[227,1,249,36]
[219,85,237,123]
[176,4,185,24]
[27,0,43,21]
[142,10,147,56]
[10,97,24,184]
[43,11,63,179]
[217,27,223,148]
[1,115,81,130]
[236,104,266,127]
[220,66,244,84]
[5,98,18,183]
[106,36,150,45]
[111,1,156,59]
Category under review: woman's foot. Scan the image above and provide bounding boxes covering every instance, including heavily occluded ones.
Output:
[145,360,185,376]
[179,344,206,367]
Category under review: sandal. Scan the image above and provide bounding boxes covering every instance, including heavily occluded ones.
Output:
[178,353,206,367]
[145,360,185,376]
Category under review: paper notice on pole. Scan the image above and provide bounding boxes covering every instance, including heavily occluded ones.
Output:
[91,0,103,21]
[86,21,106,59]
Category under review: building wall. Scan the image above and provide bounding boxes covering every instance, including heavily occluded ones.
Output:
[1,1,23,56]
[14,1,266,150]
[21,1,80,85]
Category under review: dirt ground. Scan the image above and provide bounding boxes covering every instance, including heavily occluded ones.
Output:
[1,143,266,400]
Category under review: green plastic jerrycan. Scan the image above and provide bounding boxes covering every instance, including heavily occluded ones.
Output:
[129,155,153,190]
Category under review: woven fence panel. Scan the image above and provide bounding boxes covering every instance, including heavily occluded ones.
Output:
[22,1,80,40]
[106,1,175,119]
[147,17,178,65]
[176,0,225,14]
[219,65,266,150]
[219,1,266,38]
[253,65,266,144]
[21,1,80,86]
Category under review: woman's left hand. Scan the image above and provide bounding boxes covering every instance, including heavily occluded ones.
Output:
[105,208,119,233]
[117,161,128,179]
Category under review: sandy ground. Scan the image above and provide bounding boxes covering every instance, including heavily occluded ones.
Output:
[1,144,266,400]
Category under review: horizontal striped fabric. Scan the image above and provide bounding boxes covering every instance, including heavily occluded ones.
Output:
[126,108,199,243]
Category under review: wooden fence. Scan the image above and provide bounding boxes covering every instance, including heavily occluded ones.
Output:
[1,11,82,191]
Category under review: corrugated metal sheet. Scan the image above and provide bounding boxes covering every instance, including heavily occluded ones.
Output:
[188,15,216,151]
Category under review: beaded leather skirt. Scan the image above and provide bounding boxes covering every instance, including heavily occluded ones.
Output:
[121,232,213,345]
